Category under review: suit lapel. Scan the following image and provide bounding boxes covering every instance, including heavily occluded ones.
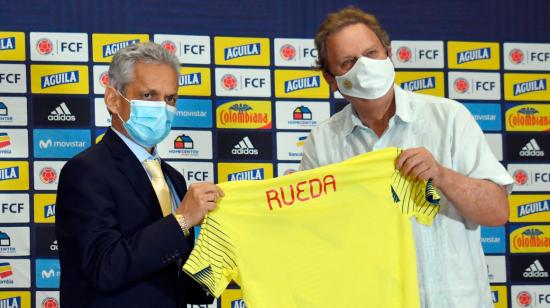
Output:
[161,161,187,201]
[102,129,162,217]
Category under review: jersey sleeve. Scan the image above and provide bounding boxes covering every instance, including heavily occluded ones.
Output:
[182,216,237,297]
[390,169,441,225]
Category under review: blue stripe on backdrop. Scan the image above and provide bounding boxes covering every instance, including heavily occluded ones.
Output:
[0,0,549,41]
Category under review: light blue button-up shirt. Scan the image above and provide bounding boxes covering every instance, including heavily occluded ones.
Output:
[300,85,513,308]
[112,128,180,213]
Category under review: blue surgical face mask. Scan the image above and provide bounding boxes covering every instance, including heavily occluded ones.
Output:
[115,91,176,148]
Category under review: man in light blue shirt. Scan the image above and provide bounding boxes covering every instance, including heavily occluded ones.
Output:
[301,7,513,307]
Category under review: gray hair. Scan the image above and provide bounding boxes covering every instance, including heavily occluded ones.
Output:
[108,42,180,94]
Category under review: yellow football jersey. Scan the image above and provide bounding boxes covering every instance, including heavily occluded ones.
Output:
[183,147,440,308]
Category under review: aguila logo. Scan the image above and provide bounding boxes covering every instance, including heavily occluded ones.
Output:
[396,46,412,62]
[280,44,296,61]
[36,38,54,55]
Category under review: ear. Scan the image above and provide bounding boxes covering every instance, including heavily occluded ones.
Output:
[104,86,121,115]
[387,46,392,58]
[323,71,339,93]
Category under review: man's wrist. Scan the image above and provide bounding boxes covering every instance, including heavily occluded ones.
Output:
[174,214,190,237]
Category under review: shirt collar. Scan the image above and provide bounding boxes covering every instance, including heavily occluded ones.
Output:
[111,127,159,162]
[341,85,415,136]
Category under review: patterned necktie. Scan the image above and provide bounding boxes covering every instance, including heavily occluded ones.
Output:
[143,159,172,217]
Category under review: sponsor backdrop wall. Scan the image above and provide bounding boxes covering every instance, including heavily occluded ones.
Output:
[1,0,549,307]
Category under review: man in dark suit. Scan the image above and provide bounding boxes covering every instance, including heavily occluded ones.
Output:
[55,42,222,307]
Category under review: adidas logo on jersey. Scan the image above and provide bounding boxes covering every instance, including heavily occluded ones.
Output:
[520,138,544,157]
[48,102,76,121]
[232,136,258,155]
[523,259,549,278]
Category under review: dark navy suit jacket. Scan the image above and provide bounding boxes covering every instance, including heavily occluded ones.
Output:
[55,128,212,307]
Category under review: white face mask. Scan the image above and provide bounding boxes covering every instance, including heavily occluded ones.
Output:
[335,56,395,100]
